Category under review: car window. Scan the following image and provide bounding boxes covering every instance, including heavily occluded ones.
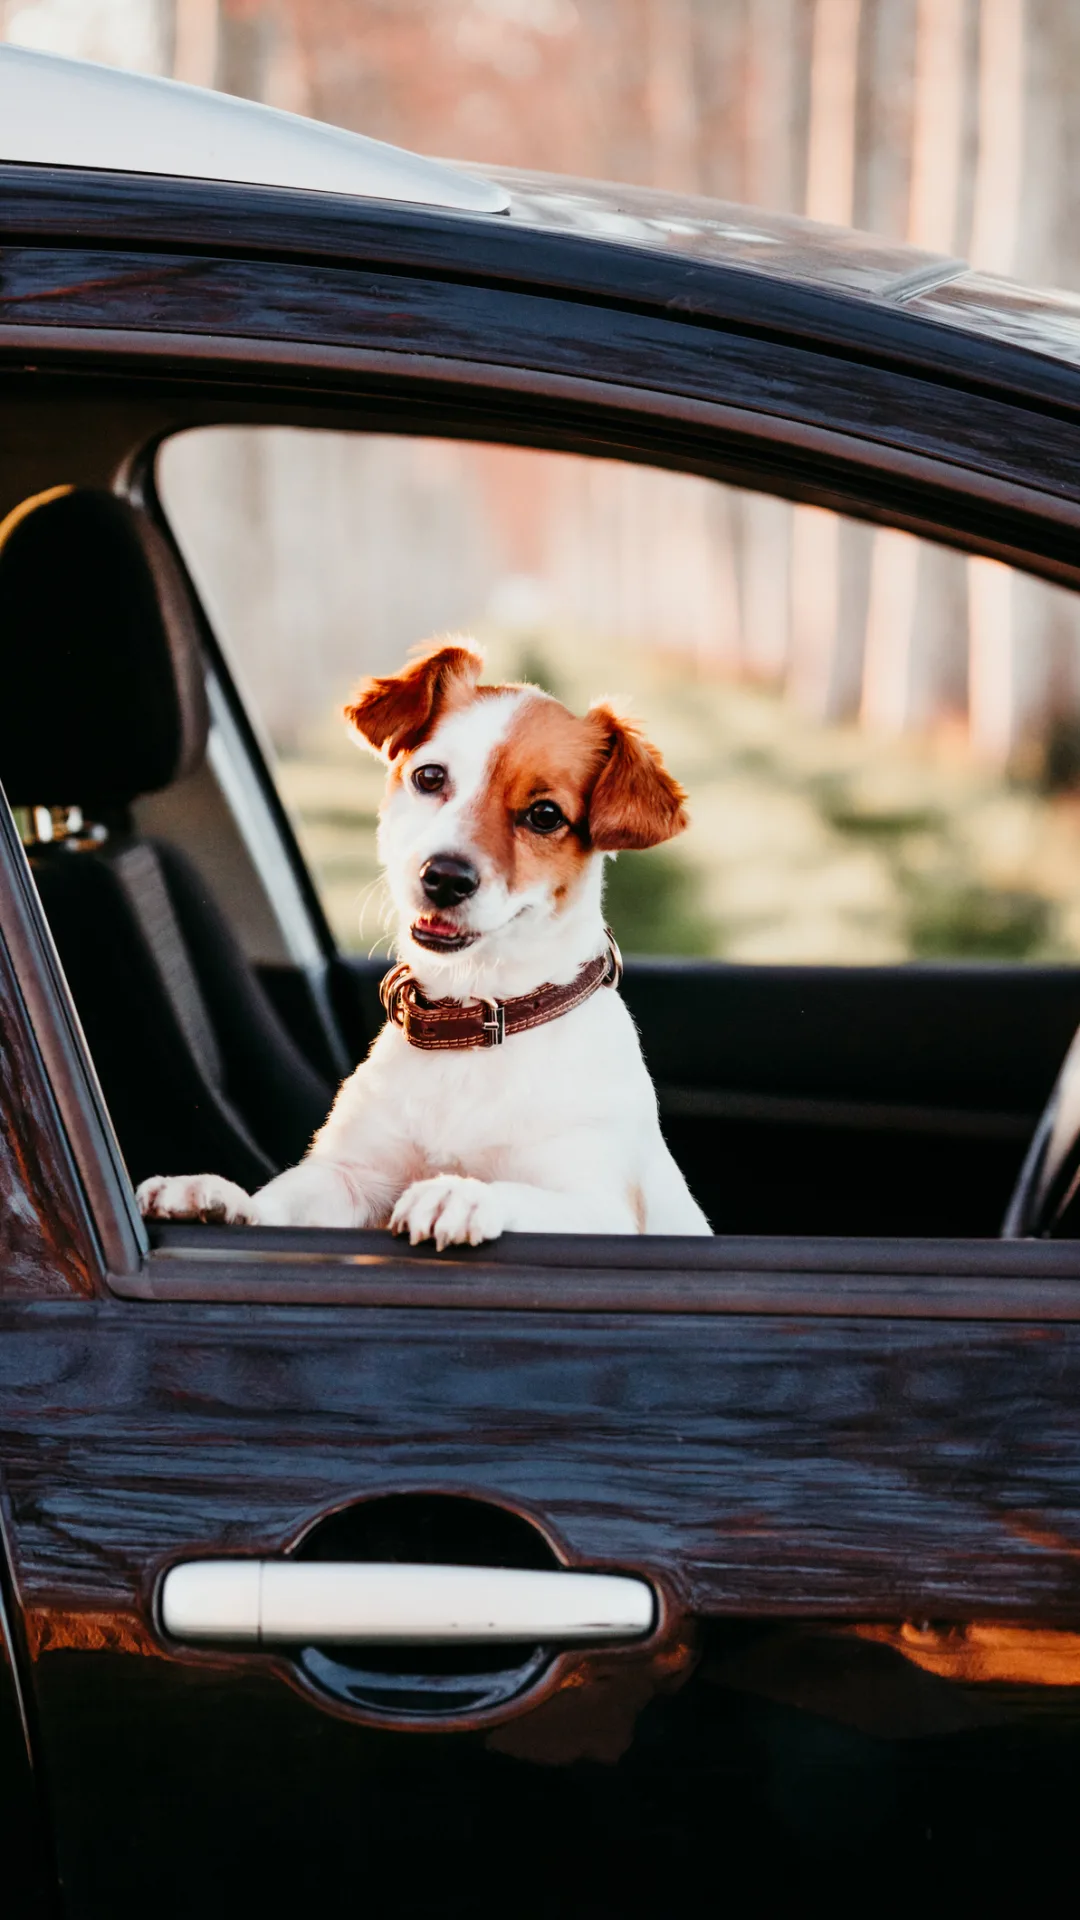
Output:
[158,427,1080,966]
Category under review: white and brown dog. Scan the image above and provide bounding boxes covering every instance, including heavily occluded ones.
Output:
[138,643,711,1244]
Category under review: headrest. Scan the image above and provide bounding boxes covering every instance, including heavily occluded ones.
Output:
[0,487,209,810]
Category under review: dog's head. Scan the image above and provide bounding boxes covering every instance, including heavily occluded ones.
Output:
[345,641,688,982]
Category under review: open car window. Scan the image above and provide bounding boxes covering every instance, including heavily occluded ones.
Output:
[6,424,1080,1258]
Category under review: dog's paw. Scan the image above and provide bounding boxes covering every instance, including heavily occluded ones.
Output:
[390,1175,506,1250]
[136,1173,254,1225]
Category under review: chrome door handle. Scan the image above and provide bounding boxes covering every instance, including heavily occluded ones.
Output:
[161,1560,655,1645]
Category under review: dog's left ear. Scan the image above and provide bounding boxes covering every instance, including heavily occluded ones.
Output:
[586,705,689,850]
[344,642,484,760]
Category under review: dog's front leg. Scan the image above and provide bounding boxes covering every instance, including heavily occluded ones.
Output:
[250,1157,394,1228]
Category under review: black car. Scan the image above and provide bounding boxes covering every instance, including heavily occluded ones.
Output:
[6,42,1080,1917]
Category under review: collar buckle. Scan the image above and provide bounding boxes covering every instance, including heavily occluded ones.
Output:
[379,961,413,1028]
[603,925,624,990]
[477,997,505,1047]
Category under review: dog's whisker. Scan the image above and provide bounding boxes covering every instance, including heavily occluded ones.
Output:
[354,873,392,946]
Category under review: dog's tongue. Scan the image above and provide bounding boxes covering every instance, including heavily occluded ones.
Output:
[414,915,460,939]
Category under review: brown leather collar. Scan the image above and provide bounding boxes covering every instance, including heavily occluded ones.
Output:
[380,928,623,1051]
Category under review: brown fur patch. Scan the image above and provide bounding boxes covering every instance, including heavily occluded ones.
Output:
[628,1182,646,1232]
[462,691,688,896]
[469,694,607,901]
[345,641,484,760]
[586,705,689,851]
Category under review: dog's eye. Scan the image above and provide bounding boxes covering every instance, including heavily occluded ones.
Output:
[523,800,566,835]
[412,764,446,795]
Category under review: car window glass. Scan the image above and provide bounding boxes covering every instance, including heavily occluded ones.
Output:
[159,427,1080,966]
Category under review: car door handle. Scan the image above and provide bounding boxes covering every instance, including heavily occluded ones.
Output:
[161,1560,655,1645]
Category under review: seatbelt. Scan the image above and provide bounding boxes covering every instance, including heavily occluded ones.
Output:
[110,840,225,1092]
[108,839,271,1171]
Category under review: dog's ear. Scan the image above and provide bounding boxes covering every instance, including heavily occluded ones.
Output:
[344,642,484,760]
[586,705,688,850]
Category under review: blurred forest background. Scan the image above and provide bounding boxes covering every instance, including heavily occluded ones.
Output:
[11,0,1080,960]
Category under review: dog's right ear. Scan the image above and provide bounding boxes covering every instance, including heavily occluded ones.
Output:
[344,642,484,760]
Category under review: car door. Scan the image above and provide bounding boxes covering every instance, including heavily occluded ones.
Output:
[7,777,1080,1917]
[7,172,1080,1913]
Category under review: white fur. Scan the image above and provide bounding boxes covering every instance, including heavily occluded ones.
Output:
[139,685,711,1243]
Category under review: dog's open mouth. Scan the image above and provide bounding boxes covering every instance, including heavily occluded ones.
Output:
[411,915,478,953]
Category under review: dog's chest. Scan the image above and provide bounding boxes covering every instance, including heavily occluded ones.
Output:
[369,994,638,1172]
[400,1029,569,1164]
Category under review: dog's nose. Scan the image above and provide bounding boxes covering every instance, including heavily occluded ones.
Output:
[420,855,480,909]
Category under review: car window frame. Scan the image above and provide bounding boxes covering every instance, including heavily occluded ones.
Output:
[0,785,144,1283]
[6,228,1080,1299]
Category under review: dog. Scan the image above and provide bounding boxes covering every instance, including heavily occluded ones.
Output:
[137,642,712,1245]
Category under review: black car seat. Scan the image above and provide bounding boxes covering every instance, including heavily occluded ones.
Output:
[0,485,335,1190]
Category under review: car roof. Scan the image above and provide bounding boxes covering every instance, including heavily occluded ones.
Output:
[0,42,509,215]
[3,46,1080,383]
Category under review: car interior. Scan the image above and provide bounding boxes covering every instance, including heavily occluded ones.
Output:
[3,417,1080,1246]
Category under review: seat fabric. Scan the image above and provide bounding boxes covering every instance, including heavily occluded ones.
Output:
[0,488,335,1189]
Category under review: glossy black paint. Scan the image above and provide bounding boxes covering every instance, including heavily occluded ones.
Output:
[2,165,1080,604]
[8,1296,1080,1616]
[0,875,96,1301]
[1,244,1079,526]
[0,786,138,1286]
[6,1293,1080,1912]
[0,338,1074,675]
[1,162,1078,414]
[25,1632,1080,1913]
